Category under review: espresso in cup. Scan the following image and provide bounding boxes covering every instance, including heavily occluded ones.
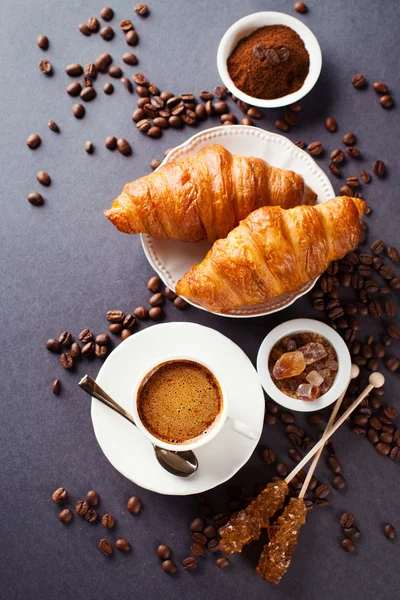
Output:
[137,359,223,444]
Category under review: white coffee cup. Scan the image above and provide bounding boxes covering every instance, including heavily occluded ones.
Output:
[131,355,257,451]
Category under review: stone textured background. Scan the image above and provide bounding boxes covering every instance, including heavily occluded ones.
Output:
[1,1,399,598]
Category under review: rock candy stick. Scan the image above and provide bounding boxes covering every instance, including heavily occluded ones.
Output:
[219,479,288,554]
[256,498,307,584]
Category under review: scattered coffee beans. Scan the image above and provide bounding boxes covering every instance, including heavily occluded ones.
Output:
[116,538,131,552]
[59,509,73,524]
[99,538,113,555]
[127,495,142,514]
[162,560,178,574]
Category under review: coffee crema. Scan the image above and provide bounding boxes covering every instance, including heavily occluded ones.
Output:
[137,360,222,444]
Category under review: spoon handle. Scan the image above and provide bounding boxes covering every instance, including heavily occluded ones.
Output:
[79,375,136,426]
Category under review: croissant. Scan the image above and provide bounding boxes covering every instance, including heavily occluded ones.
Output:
[104,144,317,243]
[175,196,365,313]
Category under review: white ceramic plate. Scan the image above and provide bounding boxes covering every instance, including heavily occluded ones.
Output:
[141,125,335,318]
[217,11,322,108]
[91,322,265,495]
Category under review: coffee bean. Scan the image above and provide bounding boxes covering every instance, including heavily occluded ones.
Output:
[315,499,330,507]
[156,544,172,560]
[315,484,330,498]
[262,448,276,464]
[340,538,355,552]
[72,104,85,119]
[192,532,208,546]
[95,53,112,73]
[120,19,133,31]
[264,413,277,425]
[36,171,51,187]
[390,277,400,289]
[115,538,131,552]
[373,160,386,176]
[86,490,99,507]
[65,63,83,77]
[102,513,115,528]
[382,524,396,540]
[332,475,346,490]
[59,509,73,524]
[189,517,205,533]
[325,117,337,132]
[376,442,391,456]
[126,29,138,46]
[275,462,288,477]
[351,74,366,88]
[367,427,379,444]
[147,126,161,138]
[82,342,94,357]
[136,119,151,132]
[275,119,289,132]
[104,135,117,150]
[331,148,344,163]
[100,6,113,20]
[100,25,114,40]
[37,34,49,50]
[78,329,93,343]
[162,559,178,574]
[132,108,145,122]
[216,557,230,569]
[294,1,308,13]
[133,306,148,320]
[80,86,96,102]
[121,315,135,330]
[308,141,323,155]
[46,338,61,353]
[27,133,41,150]
[384,405,398,420]
[386,357,399,372]
[190,542,204,557]
[83,140,94,155]
[205,539,218,553]
[145,276,160,293]
[60,353,73,369]
[148,293,163,308]
[346,176,360,188]
[50,378,61,395]
[368,301,382,318]
[84,509,98,523]
[78,23,92,37]
[328,162,340,176]
[52,487,67,503]
[340,513,354,528]
[87,17,99,32]
[327,456,341,474]
[75,500,89,516]
[135,3,149,15]
[380,95,393,109]
[39,59,52,74]
[380,431,393,444]
[173,297,187,310]
[344,526,360,540]
[388,323,400,339]
[120,329,132,341]
[343,132,356,145]
[372,79,389,94]
[117,138,132,156]
[346,146,361,158]
[390,447,400,461]
[371,239,385,255]
[181,556,197,570]
[66,82,82,97]
[98,538,113,556]
[127,495,142,514]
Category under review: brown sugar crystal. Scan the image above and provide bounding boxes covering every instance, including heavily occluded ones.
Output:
[227,25,309,100]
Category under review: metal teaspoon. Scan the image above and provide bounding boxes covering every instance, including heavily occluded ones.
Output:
[79,375,198,478]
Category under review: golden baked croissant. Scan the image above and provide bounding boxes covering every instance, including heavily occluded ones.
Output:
[176,196,365,313]
[104,144,317,243]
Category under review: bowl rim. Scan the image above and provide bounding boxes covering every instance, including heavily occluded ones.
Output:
[256,318,352,412]
[217,11,322,108]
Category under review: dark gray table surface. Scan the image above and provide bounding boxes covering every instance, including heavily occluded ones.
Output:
[1,1,399,598]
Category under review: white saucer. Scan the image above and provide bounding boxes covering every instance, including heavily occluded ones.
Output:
[141,125,335,318]
[91,322,265,495]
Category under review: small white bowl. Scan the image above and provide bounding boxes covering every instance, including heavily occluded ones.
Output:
[257,319,351,412]
[217,11,322,108]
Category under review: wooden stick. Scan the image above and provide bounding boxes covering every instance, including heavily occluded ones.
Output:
[298,364,360,499]
[286,372,384,485]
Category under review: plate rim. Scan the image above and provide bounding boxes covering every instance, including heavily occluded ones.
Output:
[141,125,335,318]
[91,321,265,495]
